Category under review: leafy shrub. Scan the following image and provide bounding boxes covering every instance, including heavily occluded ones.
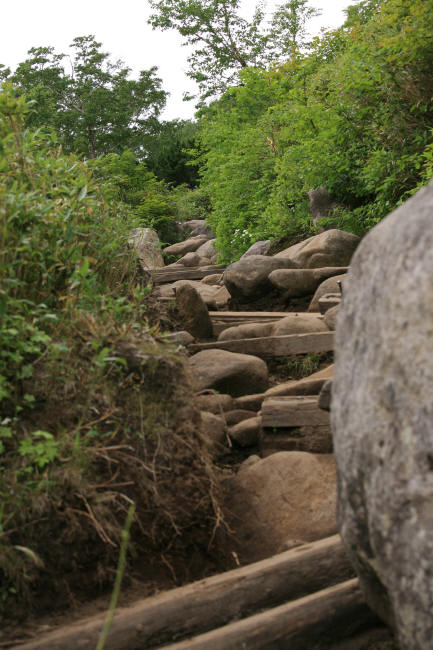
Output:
[0,85,222,620]
[195,0,433,261]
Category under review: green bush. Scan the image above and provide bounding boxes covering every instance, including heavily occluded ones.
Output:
[0,85,222,620]
[195,0,433,261]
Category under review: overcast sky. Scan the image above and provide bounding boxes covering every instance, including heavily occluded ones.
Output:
[1,0,356,120]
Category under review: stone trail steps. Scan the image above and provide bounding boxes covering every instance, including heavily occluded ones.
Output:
[135,228,394,647]
[15,536,388,650]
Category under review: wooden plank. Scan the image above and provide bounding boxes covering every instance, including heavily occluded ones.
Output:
[209,312,326,336]
[209,311,296,320]
[189,331,334,358]
[151,265,225,284]
[209,312,295,336]
[264,364,333,398]
[261,426,333,456]
[15,536,353,650]
[159,580,373,650]
[261,396,331,428]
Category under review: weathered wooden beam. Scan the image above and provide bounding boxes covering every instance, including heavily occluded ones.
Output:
[261,396,331,428]
[209,312,311,336]
[151,265,225,285]
[209,311,296,320]
[261,426,333,456]
[15,536,353,650]
[189,331,334,358]
[159,579,373,650]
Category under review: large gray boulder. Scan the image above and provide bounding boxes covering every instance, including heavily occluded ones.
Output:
[195,393,233,414]
[200,411,227,455]
[223,255,298,301]
[308,187,339,223]
[240,240,271,258]
[176,251,202,267]
[177,219,214,239]
[332,180,433,649]
[196,238,218,261]
[173,280,221,309]
[175,284,213,340]
[164,236,208,256]
[218,321,274,342]
[269,267,347,298]
[228,416,262,447]
[189,349,269,397]
[224,451,337,562]
[129,228,164,270]
[275,229,360,269]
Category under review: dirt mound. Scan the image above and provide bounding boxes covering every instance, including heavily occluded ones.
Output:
[0,318,225,623]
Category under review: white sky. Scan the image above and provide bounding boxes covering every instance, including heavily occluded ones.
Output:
[1,0,356,121]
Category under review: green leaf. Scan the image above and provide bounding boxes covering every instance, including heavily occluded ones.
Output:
[77,184,88,201]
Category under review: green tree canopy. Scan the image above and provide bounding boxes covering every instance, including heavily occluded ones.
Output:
[148,0,319,101]
[145,119,200,186]
[195,0,433,261]
[6,35,167,158]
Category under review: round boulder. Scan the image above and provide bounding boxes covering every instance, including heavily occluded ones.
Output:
[240,240,271,258]
[196,238,218,260]
[200,411,227,455]
[175,284,213,340]
[218,322,274,342]
[223,255,298,301]
[228,416,262,447]
[224,451,337,562]
[275,229,359,269]
[177,251,202,267]
[164,236,208,256]
[173,280,220,309]
[272,313,328,336]
[188,349,269,397]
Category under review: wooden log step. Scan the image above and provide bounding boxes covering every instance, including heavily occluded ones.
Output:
[209,311,321,336]
[262,396,331,428]
[159,579,376,650]
[189,331,334,358]
[151,265,225,284]
[15,536,353,650]
[261,426,333,456]
[209,311,298,321]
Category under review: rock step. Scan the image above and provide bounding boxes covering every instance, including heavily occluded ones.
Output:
[261,396,331,428]
[189,331,334,358]
[14,536,357,650]
[160,580,378,650]
[151,265,226,284]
